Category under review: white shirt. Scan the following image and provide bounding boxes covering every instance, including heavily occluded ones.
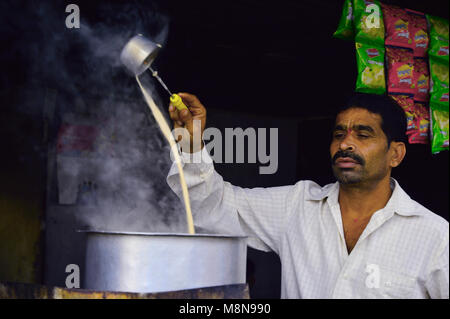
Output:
[167,147,449,299]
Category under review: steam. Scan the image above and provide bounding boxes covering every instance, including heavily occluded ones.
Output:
[1,1,186,232]
[71,97,185,233]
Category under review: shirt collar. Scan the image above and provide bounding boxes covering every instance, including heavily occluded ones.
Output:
[306,178,423,217]
[384,178,423,217]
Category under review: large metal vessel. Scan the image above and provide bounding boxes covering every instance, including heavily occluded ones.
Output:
[81,230,247,293]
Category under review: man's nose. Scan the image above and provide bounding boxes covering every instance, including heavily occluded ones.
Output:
[339,134,356,151]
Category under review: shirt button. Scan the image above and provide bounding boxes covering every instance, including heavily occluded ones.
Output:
[385,281,392,287]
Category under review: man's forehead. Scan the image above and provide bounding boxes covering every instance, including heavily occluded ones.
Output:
[335,107,382,128]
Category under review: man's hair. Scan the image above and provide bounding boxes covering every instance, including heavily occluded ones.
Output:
[335,93,407,146]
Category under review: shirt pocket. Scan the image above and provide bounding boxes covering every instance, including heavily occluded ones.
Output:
[368,267,416,299]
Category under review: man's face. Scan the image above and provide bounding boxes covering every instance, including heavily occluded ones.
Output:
[330,107,392,185]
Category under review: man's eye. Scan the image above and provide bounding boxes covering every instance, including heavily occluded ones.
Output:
[334,133,344,138]
[358,134,369,138]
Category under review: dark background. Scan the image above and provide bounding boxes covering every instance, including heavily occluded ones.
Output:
[0,0,448,298]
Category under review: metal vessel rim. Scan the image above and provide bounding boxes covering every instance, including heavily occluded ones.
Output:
[77,229,247,239]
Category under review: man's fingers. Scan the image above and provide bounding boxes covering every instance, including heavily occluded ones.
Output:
[168,93,205,139]
[168,104,180,120]
[168,104,182,128]
[179,108,192,122]
[169,103,191,129]
[177,93,205,111]
[179,108,193,132]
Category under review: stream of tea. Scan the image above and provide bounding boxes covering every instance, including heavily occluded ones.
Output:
[136,75,195,235]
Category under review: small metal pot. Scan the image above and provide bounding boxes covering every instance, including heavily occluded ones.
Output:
[120,34,162,76]
[80,230,247,293]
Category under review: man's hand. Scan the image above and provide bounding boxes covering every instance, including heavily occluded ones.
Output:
[168,93,207,153]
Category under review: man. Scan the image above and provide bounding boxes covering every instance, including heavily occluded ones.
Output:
[166,92,449,299]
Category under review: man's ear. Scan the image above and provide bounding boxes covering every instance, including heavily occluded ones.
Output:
[389,141,406,168]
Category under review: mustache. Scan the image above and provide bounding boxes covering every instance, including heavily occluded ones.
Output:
[332,150,365,165]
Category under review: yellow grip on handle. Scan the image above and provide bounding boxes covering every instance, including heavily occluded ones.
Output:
[170,94,188,111]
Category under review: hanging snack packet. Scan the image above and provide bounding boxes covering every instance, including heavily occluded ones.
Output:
[427,15,449,62]
[427,15,449,41]
[333,0,354,41]
[386,46,414,94]
[408,102,430,144]
[355,42,386,94]
[413,57,430,102]
[353,0,385,47]
[381,4,413,49]
[406,9,429,57]
[430,101,449,153]
[429,57,449,104]
[390,94,416,135]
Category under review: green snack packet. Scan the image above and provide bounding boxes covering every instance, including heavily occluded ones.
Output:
[427,15,449,41]
[430,101,449,154]
[429,56,449,105]
[353,0,385,47]
[333,0,354,41]
[355,42,386,94]
[427,15,449,63]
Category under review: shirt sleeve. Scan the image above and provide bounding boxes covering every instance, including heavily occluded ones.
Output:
[166,146,293,253]
[425,231,449,299]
